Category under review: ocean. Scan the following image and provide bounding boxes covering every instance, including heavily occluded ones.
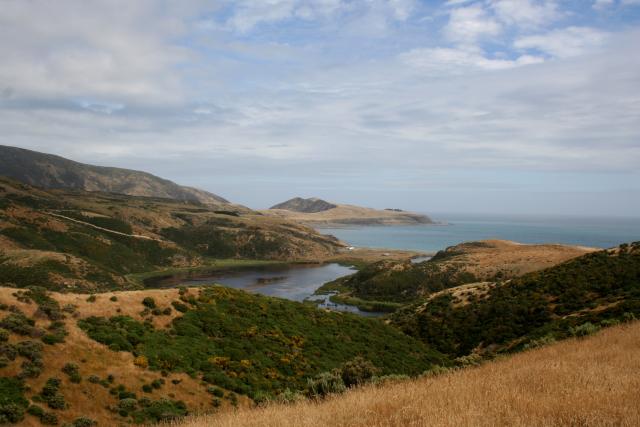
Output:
[318,213,640,253]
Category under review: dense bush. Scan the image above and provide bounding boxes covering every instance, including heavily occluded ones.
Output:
[340,357,379,387]
[78,286,445,401]
[69,416,97,427]
[323,259,478,304]
[62,363,81,383]
[40,378,66,410]
[0,311,38,336]
[142,297,156,309]
[0,377,29,424]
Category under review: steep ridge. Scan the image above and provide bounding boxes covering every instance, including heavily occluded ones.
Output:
[0,145,234,208]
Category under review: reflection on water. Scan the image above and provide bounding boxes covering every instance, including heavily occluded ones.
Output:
[150,263,383,317]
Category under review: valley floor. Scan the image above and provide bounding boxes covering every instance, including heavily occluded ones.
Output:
[173,321,640,427]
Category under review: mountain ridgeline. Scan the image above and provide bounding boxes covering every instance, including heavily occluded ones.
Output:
[0,145,234,208]
[270,197,337,213]
[0,177,343,293]
[267,197,434,226]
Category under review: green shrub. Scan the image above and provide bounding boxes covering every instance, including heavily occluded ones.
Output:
[132,398,187,423]
[369,374,410,385]
[524,333,557,350]
[272,388,304,404]
[142,297,156,309]
[207,387,224,398]
[110,296,118,302]
[70,416,96,427]
[340,357,379,387]
[569,322,600,337]
[0,377,29,423]
[306,369,346,398]
[0,329,9,342]
[117,398,138,413]
[27,404,45,416]
[62,363,81,383]
[0,312,37,336]
[171,301,188,313]
[87,375,100,384]
[40,378,66,410]
[86,295,96,303]
[39,411,58,425]
[18,360,43,379]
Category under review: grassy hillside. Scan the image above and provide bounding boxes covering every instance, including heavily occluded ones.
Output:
[0,177,343,292]
[174,321,640,427]
[391,242,640,358]
[319,240,593,307]
[0,286,444,426]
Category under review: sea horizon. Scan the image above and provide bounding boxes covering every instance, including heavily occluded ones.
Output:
[319,212,640,253]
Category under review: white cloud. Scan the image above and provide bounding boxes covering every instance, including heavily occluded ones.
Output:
[593,0,615,10]
[444,4,502,43]
[0,1,198,104]
[225,0,414,33]
[0,0,639,214]
[400,46,543,73]
[489,0,560,28]
[515,26,609,58]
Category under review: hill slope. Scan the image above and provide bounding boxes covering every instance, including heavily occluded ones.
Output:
[0,177,343,292]
[0,285,444,426]
[319,240,595,306]
[0,145,234,208]
[266,197,433,227]
[391,242,640,357]
[176,321,640,427]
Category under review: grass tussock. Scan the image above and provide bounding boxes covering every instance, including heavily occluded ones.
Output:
[172,321,640,427]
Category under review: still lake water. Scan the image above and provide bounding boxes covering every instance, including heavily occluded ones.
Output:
[319,214,640,253]
[149,263,382,316]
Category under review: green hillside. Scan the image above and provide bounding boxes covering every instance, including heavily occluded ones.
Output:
[391,243,640,358]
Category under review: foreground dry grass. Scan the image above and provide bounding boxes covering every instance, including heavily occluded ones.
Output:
[174,322,640,427]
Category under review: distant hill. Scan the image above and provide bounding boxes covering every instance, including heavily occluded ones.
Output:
[0,145,233,208]
[267,197,433,226]
[270,197,337,213]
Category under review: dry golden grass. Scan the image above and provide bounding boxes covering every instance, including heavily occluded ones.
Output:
[174,321,640,427]
[441,239,597,280]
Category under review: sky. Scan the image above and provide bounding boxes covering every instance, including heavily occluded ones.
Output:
[1,0,640,216]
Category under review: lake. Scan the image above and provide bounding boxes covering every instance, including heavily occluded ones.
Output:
[146,263,381,316]
[319,214,640,253]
